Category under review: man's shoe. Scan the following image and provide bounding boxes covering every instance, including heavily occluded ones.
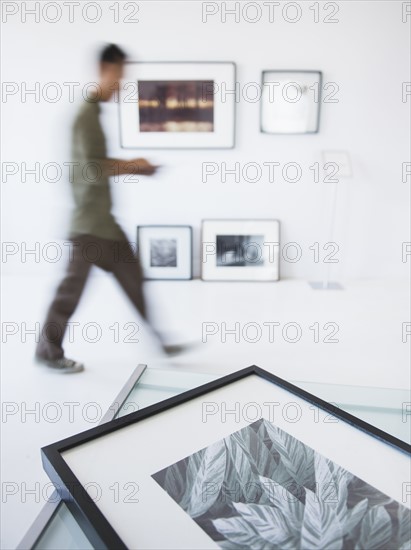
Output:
[35,355,84,373]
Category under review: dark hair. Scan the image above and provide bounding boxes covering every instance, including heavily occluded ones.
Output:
[100,44,127,64]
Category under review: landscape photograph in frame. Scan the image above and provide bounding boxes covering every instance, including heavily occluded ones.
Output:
[138,80,214,133]
[119,62,236,148]
[216,235,265,267]
[201,219,280,281]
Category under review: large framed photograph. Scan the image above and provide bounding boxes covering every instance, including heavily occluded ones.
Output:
[137,225,192,280]
[41,366,410,550]
[261,71,322,134]
[201,219,280,281]
[119,62,236,148]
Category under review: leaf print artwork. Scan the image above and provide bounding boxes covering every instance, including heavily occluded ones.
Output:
[152,419,411,549]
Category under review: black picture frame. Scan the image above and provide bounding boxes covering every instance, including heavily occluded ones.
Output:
[260,70,323,134]
[41,365,410,550]
[118,61,237,150]
[19,365,147,550]
[136,225,193,280]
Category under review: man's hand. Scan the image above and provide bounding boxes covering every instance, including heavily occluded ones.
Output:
[106,158,160,178]
[132,158,158,176]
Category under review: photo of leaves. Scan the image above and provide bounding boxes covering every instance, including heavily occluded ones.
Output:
[152,418,411,549]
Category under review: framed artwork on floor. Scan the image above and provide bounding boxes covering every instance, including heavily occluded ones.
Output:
[137,225,192,280]
[41,365,411,550]
[201,219,280,281]
[261,70,322,134]
[119,62,236,148]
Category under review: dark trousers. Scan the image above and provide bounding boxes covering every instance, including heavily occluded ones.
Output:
[36,234,149,360]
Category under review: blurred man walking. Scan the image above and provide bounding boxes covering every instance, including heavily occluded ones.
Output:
[36,44,175,373]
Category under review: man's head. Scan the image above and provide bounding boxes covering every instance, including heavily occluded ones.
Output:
[99,44,127,100]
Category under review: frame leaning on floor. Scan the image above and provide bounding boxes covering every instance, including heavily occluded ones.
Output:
[40,364,411,550]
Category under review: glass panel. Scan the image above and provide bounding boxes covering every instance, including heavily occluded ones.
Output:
[34,502,92,550]
[115,368,218,418]
[295,381,410,444]
[117,370,410,444]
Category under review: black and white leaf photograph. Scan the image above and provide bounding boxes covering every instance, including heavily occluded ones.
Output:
[152,419,411,550]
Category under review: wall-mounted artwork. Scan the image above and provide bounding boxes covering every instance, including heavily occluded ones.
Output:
[201,219,280,281]
[137,225,192,280]
[120,62,236,148]
[261,70,322,134]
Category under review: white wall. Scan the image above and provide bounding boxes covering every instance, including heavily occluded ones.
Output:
[2,0,410,280]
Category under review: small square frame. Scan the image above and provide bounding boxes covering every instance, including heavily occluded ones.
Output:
[261,70,322,134]
[137,225,193,280]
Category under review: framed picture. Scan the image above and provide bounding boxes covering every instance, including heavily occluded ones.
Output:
[201,219,280,281]
[119,62,236,149]
[41,366,411,550]
[137,225,192,280]
[261,70,322,134]
[18,365,147,550]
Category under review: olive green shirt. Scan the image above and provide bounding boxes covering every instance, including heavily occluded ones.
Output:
[69,99,124,240]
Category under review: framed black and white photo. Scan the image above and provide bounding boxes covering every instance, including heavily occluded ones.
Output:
[41,366,411,550]
[261,71,322,134]
[201,219,280,281]
[137,226,192,280]
[119,62,236,148]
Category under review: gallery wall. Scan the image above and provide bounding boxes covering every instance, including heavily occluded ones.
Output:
[2,1,410,280]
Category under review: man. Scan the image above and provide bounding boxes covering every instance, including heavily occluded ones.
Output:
[36,44,174,373]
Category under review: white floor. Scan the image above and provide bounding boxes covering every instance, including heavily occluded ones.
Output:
[1,274,410,549]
